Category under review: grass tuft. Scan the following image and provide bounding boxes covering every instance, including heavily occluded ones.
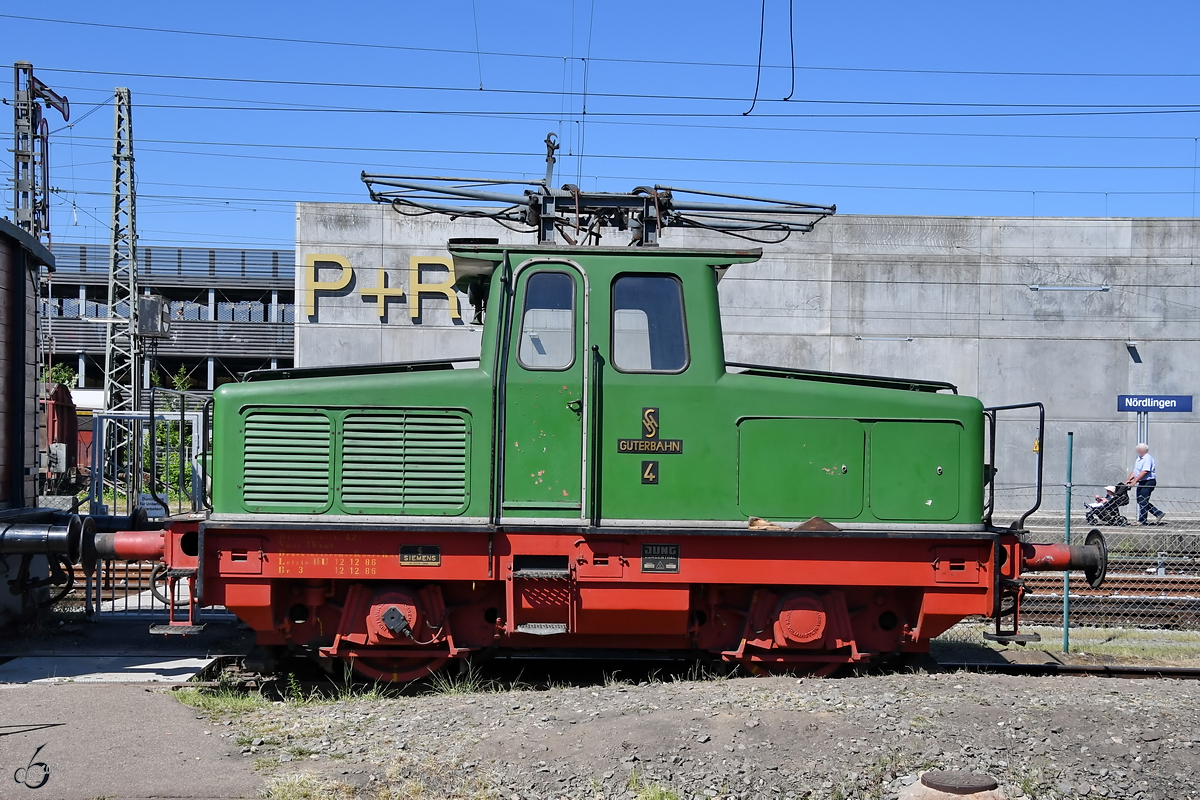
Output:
[259,773,353,800]
[636,785,680,800]
[673,661,729,683]
[424,662,494,696]
[603,671,630,688]
[174,685,270,715]
[626,768,680,800]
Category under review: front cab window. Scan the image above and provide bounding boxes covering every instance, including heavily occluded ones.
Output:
[612,274,688,373]
[518,271,575,370]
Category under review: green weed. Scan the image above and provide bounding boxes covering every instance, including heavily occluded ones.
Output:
[284,744,316,758]
[674,661,729,683]
[625,768,680,800]
[603,671,630,688]
[1014,769,1045,800]
[424,662,493,696]
[259,773,353,800]
[174,685,269,716]
[636,785,680,800]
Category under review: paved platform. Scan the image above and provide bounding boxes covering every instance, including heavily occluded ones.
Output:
[0,615,260,798]
[0,683,262,799]
[0,655,215,683]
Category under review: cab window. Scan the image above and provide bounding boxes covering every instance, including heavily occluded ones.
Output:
[518,271,575,370]
[612,275,688,373]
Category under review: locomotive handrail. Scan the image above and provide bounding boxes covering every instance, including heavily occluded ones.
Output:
[243,357,480,383]
[727,362,957,394]
[201,396,213,512]
[146,387,174,517]
[589,345,606,528]
[983,401,1045,531]
[491,251,515,526]
[147,388,208,516]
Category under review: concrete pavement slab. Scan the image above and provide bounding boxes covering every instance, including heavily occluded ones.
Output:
[0,656,214,683]
[0,617,253,660]
[0,683,262,799]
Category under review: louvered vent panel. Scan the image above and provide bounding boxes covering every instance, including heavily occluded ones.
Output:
[242,412,331,511]
[341,413,468,513]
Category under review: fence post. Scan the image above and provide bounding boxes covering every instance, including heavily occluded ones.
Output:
[1063,431,1073,653]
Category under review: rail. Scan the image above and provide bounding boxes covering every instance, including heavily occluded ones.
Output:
[935,661,1200,680]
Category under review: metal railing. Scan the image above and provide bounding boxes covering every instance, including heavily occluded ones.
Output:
[983,403,1045,531]
[79,390,212,616]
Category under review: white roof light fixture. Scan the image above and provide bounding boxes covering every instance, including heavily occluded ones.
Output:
[854,336,914,342]
[1028,285,1110,292]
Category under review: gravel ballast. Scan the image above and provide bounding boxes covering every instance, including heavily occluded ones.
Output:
[209,671,1200,800]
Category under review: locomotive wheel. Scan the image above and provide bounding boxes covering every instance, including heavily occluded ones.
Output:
[799,661,843,678]
[348,655,449,683]
[738,660,843,678]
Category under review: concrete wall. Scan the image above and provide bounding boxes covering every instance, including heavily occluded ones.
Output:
[296,204,530,367]
[296,204,1200,508]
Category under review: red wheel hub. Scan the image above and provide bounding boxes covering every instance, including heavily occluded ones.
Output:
[349,655,449,683]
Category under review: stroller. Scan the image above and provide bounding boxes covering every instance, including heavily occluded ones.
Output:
[1085,483,1131,526]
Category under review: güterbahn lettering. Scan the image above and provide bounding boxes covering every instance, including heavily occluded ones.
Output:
[617,438,683,454]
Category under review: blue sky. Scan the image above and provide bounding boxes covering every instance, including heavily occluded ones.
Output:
[4,1,1200,249]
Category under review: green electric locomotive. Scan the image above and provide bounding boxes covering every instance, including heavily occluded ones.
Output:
[106,241,1105,680]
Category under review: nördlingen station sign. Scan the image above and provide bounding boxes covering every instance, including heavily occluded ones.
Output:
[1117,395,1193,413]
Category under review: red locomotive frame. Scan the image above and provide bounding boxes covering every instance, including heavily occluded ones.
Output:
[122,519,1101,680]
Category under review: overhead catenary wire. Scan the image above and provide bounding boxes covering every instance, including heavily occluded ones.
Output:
[12,13,1200,79]
[47,94,115,134]
[51,135,1200,170]
[744,0,767,115]
[17,16,1197,246]
[49,96,1200,118]
[41,76,1200,145]
[469,0,484,90]
[38,122,1200,148]
[38,69,1200,111]
[43,101,1200,121]
[784,0,796,101]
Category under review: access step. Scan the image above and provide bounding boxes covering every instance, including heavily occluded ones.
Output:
[149,624,206,636]
[982,632,1042,645]
[516,622,568,636]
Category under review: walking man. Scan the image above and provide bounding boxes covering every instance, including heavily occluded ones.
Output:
[1125,443,1165,525]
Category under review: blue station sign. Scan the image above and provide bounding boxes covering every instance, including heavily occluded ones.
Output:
[1117,395,1193,413]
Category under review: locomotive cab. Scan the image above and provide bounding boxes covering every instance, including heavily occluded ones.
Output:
[458,242,985,531]
[483,246,758,526]
[101,241,1105,680]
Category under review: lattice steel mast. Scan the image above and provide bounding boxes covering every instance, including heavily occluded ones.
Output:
[103,88,140,414]
[11,61,69,245]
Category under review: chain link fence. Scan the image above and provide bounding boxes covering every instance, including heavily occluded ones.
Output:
[939,486,1200,655]
[996,486,1200,630]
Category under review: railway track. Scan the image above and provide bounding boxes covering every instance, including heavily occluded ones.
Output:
[183,653,1200,695]
[1020,572,1200,626]
[1024,573,1200,598]
[936,661,1200,680]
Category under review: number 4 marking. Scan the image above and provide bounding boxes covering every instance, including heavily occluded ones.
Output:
[642,461,659,485]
